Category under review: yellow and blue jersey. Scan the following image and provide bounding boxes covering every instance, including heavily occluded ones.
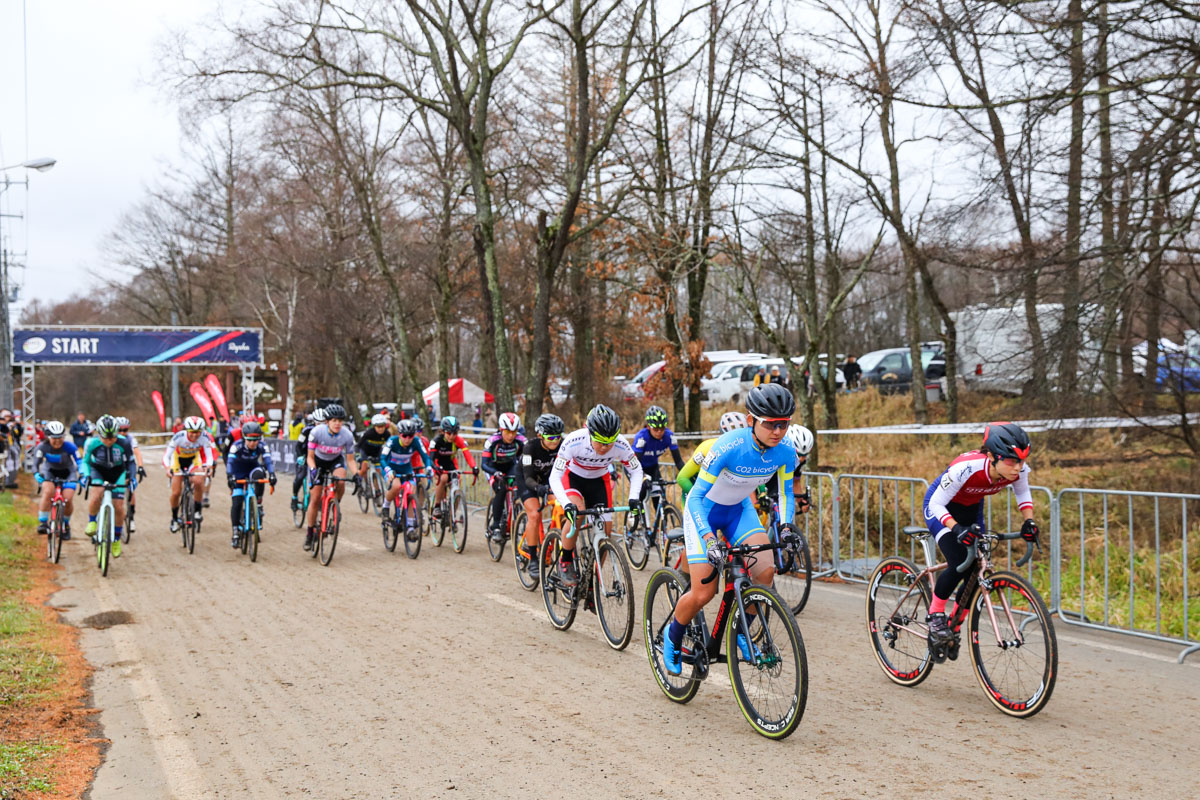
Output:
[684,428,795,542]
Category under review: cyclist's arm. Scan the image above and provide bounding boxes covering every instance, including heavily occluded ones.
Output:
[777,462,795,522]
[1011,465,1034,516]
[260,446,275,474]
[453,437,477,469]
[479,438,498,476]
[521,451,541,493]
[676,459,699,495]
[162,439,177,471]
[306,440,317,470]
[925,463,973,533]
[549,455,571,510]
[684,443,729,540]
[619,444,645,501]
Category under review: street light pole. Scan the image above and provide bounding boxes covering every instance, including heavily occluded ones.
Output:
[0,158,56,410]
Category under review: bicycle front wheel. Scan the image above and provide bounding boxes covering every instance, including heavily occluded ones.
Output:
[774,534,813,615]
[247,508,260,563]
[539,531,577,631]
[968,570,1057,718]
[594,539,635,650]
[49,502,64,563]
[726,585,807,739]
[486,503,506,562]
[450,492,467,553]
[512,511,539,591]
[427,495,442,547]
[403,498,422,560]
[382,505,399,552]
[866,556,933,687]
[357,477,371,514]
[319,501,340,566]
[97,507,112,577]
[292,485,307,528]
[182,497,196,554]
[623,515,649,571]
[658,506,684,565]
[643,568,701,704]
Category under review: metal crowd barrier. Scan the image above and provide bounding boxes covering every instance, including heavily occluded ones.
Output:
[798,471,838,578]
[834,473,930,583]
[1055,487,1199,663]
[983,485,1057,609]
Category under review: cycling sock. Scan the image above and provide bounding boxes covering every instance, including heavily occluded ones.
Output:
[38,512,49,523]
[667,618,686,648]
[929,595,948,615]
[171,506,179,520]
[561,549,575,564]
[114,526,123,536]
[88,515,96,523]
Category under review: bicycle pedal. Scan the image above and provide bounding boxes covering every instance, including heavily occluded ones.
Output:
[930,645,948,664]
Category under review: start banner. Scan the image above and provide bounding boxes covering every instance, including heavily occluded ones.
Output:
[12,327,262,366]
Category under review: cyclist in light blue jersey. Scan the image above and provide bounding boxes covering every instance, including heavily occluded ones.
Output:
[661,384,801,675]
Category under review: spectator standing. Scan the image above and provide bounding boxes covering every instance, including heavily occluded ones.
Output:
[70,412,90,450]
[841,355,863,392]
[171,416,184,433]
[472,405,483,433]
[483,405,498,429]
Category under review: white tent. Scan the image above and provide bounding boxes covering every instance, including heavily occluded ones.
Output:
[421,378,494,408]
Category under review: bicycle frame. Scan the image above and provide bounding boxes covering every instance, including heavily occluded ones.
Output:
[391,475,419,523]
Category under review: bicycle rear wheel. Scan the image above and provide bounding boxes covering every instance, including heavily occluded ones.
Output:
[623,514,650,570]
[657,506,683,565]
[319,501,340,566]
[450,492,467,553]
[370,470,385,516]
[866,556,933,687]
[774,534,813,615]
[403,496,422,559]
[643,568,701,703]
[594,539,635,650]
[427,494,442,546]
[539,532,577,631]
[726,585,807,739]
[382,502,399,552]
[357,476,371,513]
[968,570,1057,718]
[486,501,509,562]
[292,483,307,528]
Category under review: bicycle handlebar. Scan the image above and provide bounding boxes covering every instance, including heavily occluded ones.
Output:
[235,477,275,495]
[700,537,798,585]
[958,529,1038,573]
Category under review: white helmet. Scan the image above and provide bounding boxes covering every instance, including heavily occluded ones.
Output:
[784,424,814,457]
[370,413,389,426]
[312,408,328,423]
[44,420,66,437]
[498,412,521,431]
[115,416,130,428]
[719,411,748,433]
[184,416,205,432]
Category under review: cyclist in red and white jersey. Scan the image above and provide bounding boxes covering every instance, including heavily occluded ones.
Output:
[548,404,643,585]
[164,416,217,531]
[921,422,1040,644]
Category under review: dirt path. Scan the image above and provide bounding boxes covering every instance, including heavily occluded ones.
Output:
[50,472,1198,799]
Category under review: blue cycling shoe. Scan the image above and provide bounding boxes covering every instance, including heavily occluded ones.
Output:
[661,636,683,676]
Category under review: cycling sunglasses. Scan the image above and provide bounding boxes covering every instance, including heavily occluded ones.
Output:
[756,418,791,432]
[541,434,562,442]
[399,432,415,439]
[590,432,619,445]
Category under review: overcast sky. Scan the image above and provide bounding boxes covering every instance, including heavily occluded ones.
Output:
[0,0,215,321]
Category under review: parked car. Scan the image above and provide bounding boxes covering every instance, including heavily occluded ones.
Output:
[627,351,765,402]
[1157,351,1200,393]
[858,346,945,395]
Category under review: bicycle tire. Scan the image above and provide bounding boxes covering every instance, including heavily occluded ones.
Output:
[121,506,133,544]
[623,513,650,571]
[403,494,422,559]
[370,470,385,516]
[486,501,508,562]
[450,492,467,553]
[594,539,635,650]
[241,496,255,555]
[865,556,934,687]
[319,500,340,566]
[49,501,64,563]
[658,506,683,565]
[357,476,371,514]
[643,568,701,703]
[97,506,112,577]
[427,495,442,547]
[247,499,260,563]
[181,492,197,555]
[726,585,807,739]
[292,483,307,528]
[774,534,813,615]
[539,531,577,631]
[382,502,399,552]
[512,511,539,591]
[968,570,1057,718]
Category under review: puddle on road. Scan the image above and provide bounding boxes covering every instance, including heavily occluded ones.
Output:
[82,610,134,629]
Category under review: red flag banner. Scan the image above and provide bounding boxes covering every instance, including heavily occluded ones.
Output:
[189,382,217,424]
[204,374,230,422]
[151,390,167,431]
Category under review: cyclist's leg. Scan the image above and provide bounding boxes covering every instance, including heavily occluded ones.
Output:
[433,470,448,506]
[291,466,306,499]
[305,472,326,529]
[38,480,53,513]
[192,470,207,504]
[332,463,348,499]
[728,499,773,587]
[231,485,245,528]
[169,472,184,511]
[62,485,77,517]
[673,504,736,623]
[520,494,543,552]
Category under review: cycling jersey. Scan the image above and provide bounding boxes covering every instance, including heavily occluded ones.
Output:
[923,451,1032,537]
[549,428,643,510]
[356,426,391,460]
[429,433,478,470]
[307,424,356,464]
[35,441,79,483]
[521,439,558,494]
[381,435,426,478]
[682,428,795,564]
[81,436,136,490]
[632,427,684,474]
[163,431,217,472]
[676,437,717,495]
[226,440,276,479]
[481,432,527,476]
[295,424,315,458]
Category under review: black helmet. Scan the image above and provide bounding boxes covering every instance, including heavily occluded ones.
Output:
[534,413,564,437]
[981,422,1031,461]
[746,383,795,419]
[325,404,347,420]
[241,421,263,440]
[441,415,460,433]
[586,404,621,441]
[644,405,668,427]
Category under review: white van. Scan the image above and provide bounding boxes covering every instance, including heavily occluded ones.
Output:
[622,351,765,401]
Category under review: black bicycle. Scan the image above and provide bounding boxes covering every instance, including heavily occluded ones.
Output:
[622,478,683,570]
[644,533,808,739]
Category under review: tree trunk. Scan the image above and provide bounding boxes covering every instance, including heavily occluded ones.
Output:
[1097,1,1120,393]
[472,223,498,401]
[1058,0,1086,397]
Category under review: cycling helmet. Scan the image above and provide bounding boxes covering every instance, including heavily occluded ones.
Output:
[370,413,389,426]
[311,408,328,423]
[719,411,748,433]
[586,404,621,442]
[534,413,564,437]
[325,404,347,420]
[96,415,120,438]
[115,416,130,429]
[981,422,1031,462]
[644,405,668,427]
[184,415,206,432]
[398,419,419,436]
[44,420,65,437]
[745,383,796,419]
[414,417,424,433]
[498,412,521,432]
[784,424,815,457]
[441,416,460,433]
[241,421,263,440]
